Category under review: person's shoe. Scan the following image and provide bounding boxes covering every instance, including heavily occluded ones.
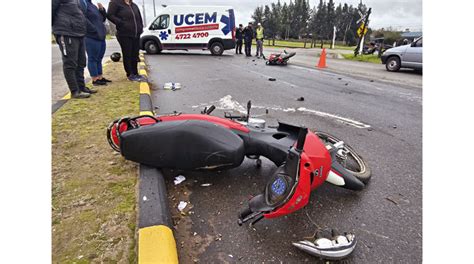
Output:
[128,74,142,82]
[137,74,148,81]
[100,77,112,83]
[71,91,90,99]
[81,87,98,94]
[93,79,107,86]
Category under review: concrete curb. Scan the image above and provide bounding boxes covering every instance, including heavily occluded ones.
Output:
[137,54,179,264]
[138,59,154,116]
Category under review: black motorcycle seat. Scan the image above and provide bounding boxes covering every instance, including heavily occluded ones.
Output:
[119,120,245,170]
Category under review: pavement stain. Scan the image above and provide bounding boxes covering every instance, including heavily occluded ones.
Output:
[52,62,139,263]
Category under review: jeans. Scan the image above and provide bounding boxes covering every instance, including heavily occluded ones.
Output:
[56,35,86,93]
[244,39,252,56]
[236,39,243,54]
[116,35,140,77]
[85,37,106,78]
[256,39,263,57]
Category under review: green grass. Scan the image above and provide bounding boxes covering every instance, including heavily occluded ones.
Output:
[52,61,140,263]
[342,53,382,63]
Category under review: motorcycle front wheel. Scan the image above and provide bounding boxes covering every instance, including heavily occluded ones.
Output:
[315,132,372,183]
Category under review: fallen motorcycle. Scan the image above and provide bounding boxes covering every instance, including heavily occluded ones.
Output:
[264,50,296,65]
[107,102,371,259]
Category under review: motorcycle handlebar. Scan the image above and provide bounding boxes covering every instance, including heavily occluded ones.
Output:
[237,207,252,226]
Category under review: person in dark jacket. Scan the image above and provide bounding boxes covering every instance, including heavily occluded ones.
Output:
[85,1,111,86]
[107,0,145,82]
[52,0,95,98]
[243,22,254,57]
[235,24,243,54]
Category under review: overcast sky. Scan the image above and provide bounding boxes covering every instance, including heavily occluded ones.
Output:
[95,0,422,31]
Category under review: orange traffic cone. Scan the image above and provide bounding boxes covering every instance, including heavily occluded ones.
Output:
[317,48,327,68]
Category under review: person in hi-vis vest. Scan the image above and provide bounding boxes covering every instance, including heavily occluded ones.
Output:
[255,23,264,58]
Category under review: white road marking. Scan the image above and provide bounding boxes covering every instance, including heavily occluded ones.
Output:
[192,95,371,129]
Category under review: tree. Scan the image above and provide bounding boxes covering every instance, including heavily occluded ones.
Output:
[251,6,264,25]
[269,1,282,43]
[280,2,289,39]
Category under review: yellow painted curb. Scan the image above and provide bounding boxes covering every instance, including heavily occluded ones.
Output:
[139,69,148,76]
[62,92,71,100]
[139,225,179,264]
[139,62,146,67]
[140,110,154,116]
[140,82,151,95]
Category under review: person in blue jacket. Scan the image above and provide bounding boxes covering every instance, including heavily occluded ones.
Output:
[85,1,112,86]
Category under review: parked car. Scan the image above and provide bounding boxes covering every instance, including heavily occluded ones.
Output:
[140,5,236,55]
[381,37,422,72]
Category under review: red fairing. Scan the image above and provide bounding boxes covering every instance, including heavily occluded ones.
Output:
[110,114,250,147]
[263,131,331,218]
[157,114,250,133]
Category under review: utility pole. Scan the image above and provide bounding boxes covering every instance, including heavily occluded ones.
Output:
[153,0,156,17]
[142,0,147,26]
[331,26,336,49]
[354,7,371,57]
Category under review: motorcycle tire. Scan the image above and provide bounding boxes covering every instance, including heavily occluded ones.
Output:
[315,131,372,183]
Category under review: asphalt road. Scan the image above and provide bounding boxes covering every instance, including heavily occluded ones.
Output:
[51,39,121,105]
[262,46,423,89]
[146,50,422,263]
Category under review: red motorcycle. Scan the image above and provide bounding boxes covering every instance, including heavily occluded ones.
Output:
[107,102,371,224]
[264,50,296,65]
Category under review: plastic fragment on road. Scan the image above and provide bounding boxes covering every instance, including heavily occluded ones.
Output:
[174,175,186,185]
[268,78,276,81]
[178,201,188,212]
[164,82,182,90]
[201,183,212,187]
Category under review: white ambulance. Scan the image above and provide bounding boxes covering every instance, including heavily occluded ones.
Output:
[140,5,236,56]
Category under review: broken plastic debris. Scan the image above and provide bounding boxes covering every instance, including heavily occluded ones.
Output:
[268,77,276,81]
[200,183,212,187]
[143,196,148,201]
[164,82,182,90]
[229,254,233,258]
[297,97,304,101]
[178,201,188,212]
[174,175,186,185]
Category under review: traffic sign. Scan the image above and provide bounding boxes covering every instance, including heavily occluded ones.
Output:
[357,22,368,37]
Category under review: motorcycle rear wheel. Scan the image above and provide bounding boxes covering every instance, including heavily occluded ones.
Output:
[315,132,372,183]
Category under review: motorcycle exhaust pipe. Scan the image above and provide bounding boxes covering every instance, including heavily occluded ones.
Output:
[292,231,357,260]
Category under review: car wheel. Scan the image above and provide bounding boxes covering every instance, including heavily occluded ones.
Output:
[386,56,401,72]
[210,42,224,56]
[145,40,161,54]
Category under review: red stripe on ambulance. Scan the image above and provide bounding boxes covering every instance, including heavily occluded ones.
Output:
[175,23,219,33]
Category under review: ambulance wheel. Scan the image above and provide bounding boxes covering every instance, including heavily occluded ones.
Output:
[210,42,224,56]
[145,40,161,54]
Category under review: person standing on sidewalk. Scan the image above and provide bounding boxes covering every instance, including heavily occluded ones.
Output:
[243,22,254,57]
[85,1,112,86]
[255,22,264,58]
[106,0,145,82]
[52,0,93,99]
[235,24,243,54]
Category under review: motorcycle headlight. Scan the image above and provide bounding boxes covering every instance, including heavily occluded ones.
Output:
[267,175,292,206]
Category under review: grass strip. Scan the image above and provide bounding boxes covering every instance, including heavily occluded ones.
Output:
[342,53,382,63]
[52,61,139,263]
